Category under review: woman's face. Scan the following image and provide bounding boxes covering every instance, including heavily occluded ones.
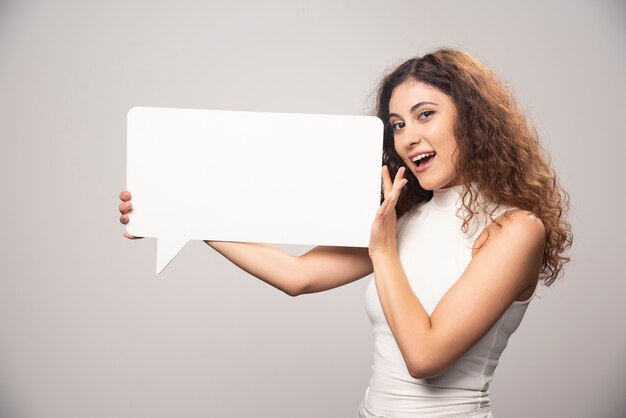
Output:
[388,80,460,190]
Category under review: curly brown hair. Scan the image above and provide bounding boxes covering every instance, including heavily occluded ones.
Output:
[376,48,572,286]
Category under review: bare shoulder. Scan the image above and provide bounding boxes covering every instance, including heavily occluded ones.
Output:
[470,209,545,301]
[497,209,545,235]
[474,209,546,255]
[497,209,546,246]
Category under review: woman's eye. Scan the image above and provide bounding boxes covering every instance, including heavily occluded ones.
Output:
[418,110,435,120]
[391,121,405,130]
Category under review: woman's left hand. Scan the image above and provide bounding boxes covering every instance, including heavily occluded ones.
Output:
[369,166,408,258]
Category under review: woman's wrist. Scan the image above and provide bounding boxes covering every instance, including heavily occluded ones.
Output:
[369,247,400,262]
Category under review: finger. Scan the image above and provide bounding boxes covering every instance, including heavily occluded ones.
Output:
[387,167,406,196]
[119,190,131,202]
[119,201,132,214]
[392,169,407,193]
[394,166,406,183]
[123,231,143,240]
[379,189,401,215]
[377,196,390,213]
[382,166,393,198]
[389,177,408,203]
[120,214,128,224]
[384,171,407,206]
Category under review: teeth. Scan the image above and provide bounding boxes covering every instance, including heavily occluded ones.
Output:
[411,152,435,162]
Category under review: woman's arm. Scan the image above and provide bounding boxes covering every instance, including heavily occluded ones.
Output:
[119,191,373,296]
[206,241,372,296]
[369,168,544,379]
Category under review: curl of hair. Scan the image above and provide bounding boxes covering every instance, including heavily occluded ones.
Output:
[375,48,572,286]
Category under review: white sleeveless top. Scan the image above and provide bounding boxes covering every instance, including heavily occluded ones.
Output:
[362,185,533,417]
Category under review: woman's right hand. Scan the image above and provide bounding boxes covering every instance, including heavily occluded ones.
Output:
[119,190,143,239]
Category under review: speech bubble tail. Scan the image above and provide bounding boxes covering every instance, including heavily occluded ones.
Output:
[156,237,190,276]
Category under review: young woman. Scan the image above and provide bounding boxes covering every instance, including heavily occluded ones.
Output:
[119,48,572,417]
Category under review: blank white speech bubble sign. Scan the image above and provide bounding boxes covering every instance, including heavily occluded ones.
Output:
[126,107,383,275]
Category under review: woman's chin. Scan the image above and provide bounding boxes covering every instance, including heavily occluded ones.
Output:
[416,176,460,191]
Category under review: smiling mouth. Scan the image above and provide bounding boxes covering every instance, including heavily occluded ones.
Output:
[411,152,436,167]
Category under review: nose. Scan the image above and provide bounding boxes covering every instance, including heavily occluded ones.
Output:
[399,122,422,149]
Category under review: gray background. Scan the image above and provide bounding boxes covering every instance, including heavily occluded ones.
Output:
[1,0,625,417]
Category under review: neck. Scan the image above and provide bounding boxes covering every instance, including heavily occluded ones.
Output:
[431,184,464,209]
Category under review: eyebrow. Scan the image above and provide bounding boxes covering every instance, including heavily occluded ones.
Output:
[387,101,438,120]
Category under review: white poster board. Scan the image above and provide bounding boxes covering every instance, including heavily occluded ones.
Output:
[126,107,383,275]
